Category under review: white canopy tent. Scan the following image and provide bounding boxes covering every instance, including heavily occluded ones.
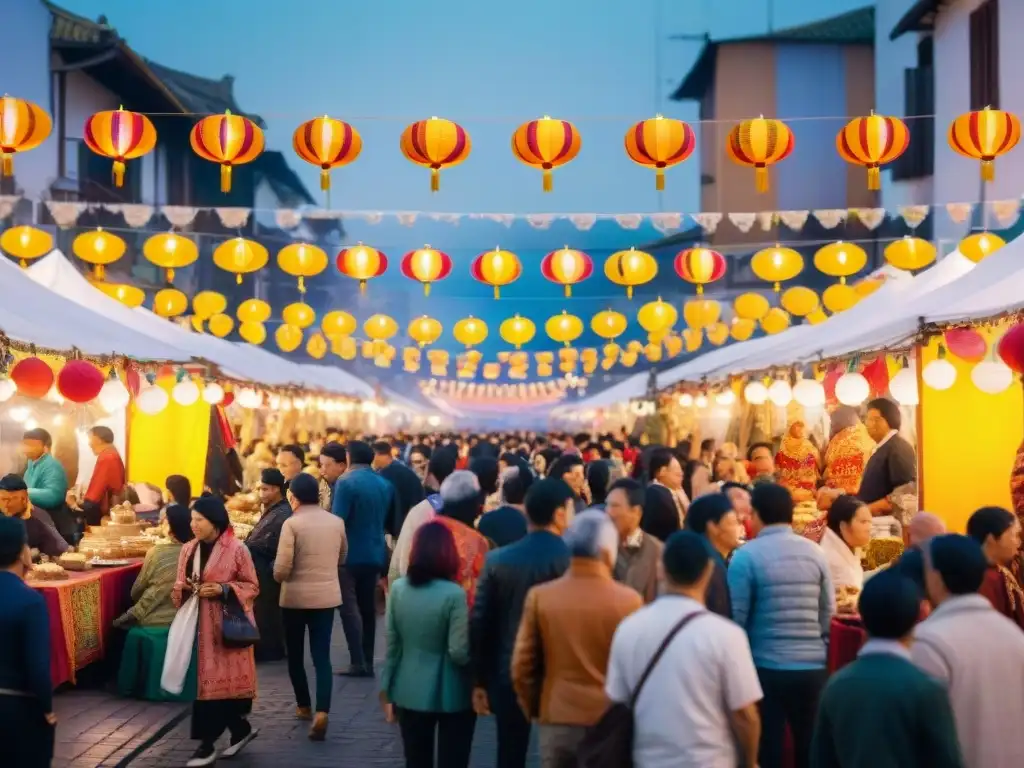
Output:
[919,239,1024,325]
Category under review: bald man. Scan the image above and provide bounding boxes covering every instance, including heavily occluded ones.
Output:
[908,512,946,547]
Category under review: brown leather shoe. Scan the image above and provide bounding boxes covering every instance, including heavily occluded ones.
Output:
[309,712,328,741]
[296,706,313,721]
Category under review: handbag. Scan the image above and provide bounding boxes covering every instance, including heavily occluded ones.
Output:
[577,610,707,768]
[221,588,260,648]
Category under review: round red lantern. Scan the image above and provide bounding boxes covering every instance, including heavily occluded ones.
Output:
[944,328,987,363]
[57,360,104,403]
[997,323,1024,374]
[11,357,54,399]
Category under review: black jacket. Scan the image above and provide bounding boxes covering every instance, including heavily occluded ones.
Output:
[641,484,682,542]
[470,530,570,690]
[378,461,426,537]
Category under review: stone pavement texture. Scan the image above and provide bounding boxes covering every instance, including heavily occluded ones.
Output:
[91,615,542,767]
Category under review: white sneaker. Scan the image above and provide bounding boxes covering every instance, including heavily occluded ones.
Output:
[220,726,258,758]
[185,744,218,767]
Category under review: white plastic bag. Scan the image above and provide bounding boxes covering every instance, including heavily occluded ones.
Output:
[160,545,201,694]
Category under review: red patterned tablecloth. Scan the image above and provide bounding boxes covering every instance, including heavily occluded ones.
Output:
[30,560,143,689]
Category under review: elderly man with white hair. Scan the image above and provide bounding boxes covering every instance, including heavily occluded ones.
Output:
[511,510,642,768]
[433,470,492,610]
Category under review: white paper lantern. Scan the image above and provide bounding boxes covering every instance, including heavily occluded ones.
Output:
[677,393,694,407]
[8,407,29,423]
[715,389,736,406]
[172,379,201,406]
[971,360,1013,394]
[237,388,263,409]
[768,380,793,406]
[202,382,225,405]
[744,381,768,405]
[97,378,130,412]
[835,372,870,405]
[922,359,957,391]
[136,385,169,415]
[24,418,38,430]
[694,394,709,409]
[792,378,825,407]
[888,367,919,405]
[0,378,16,403]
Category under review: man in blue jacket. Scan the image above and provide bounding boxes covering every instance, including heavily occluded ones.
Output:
[21,429,70,541]
[331,440,398,677]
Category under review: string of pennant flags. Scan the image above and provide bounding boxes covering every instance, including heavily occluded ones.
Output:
[2,194,1023,238]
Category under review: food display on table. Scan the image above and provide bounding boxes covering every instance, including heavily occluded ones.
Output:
[836,584,861,615]
[57,552,90,572]
[863,536,905,571]
[792,501,819,534]
[30,562,68,581]
[78,503,155,559]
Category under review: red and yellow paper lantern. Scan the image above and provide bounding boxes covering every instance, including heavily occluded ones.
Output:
[336,243,387,294]
[511,116,581,192]
[293,116,362,191]
[836,113,910,190]
[948,107,1021,181]
[604,247,657,299]
[213,237,268,284]
[0,96,52,177]
[624,115,696,190]
[400,117,471,191]
[190,110,265,193]
[471,248,521,299]
[83,106,157,188]
[400,246,452,296]
[726,116,794,193]
[143,232,199,283]
[540,247,592,297]
[674,246,726,295]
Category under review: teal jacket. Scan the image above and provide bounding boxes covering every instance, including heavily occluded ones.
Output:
[24,454,68,511]
[382,577,472,713]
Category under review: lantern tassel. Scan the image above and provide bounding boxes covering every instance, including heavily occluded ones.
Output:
[166,268,175,283]
[564,285,571,298]
[697,284,704,295]
[627,286,634,300]
[298,276,306,294]
[19,258,26,269]
[320,169,330,191]
[655,168,665,191]
[493,286,500,300]
[542,169,553,193]
[1,153,12,177]
[867,166,880,191]
[360,280,367,295]
[754,166,769,194]
[235,274,242,285]
[96,265,105,281]
[424,283,431,297]
[431,168,440,192]
[981,159,994,182]
[112,161,126,188]
[221,164,232,193]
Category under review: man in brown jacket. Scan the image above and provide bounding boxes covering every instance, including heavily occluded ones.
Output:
[511,509,642,767]
[607,478,663,603]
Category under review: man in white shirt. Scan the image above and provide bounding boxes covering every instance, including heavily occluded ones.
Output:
[605,531,762,768]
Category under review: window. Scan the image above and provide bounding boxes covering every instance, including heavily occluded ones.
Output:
[892,63,934,181]
[970,0,999,109]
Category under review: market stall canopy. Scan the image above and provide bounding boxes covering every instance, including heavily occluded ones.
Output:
[571,372,648,409]
[919,238,1024,326]
[1,251,189,361]
[298,364,375,399]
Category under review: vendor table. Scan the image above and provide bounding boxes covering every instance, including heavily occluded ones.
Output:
[828,615,867,672]
[30,560,143,689]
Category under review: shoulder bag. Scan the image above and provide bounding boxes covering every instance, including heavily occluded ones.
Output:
[577,610,707,768]
[222,587,260,648]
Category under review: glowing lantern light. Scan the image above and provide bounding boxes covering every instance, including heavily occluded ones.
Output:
[683,299,721,330]
[56,360,103,404]
[734,293,770,322]
[239,322,267,345]
[836,113,910,190]
[237,298,271,324]
[83,106,157,187]
[136,384,169,415]
[806,308,829,325]
[854,278,885,297]
[143,232,198,283]
[172,379,201,407]
[959,232,1005,263]
[768,380,793,406]
[0,226,52,267]
[275,324,303,352]
[793,378,826,407]
[541,247,592,297]
[190,110,264,193]
[98,376,130,412]
[401,245,452,296]
[400,117,471,191]
[545,311,584,346]
[706,322,730,346]
[780,287,819,317]
[726,116,794,192]
[885,237,936,272]
[94,281,144,308]
[153,288,188,317]
[277,243,328,294]
[0,96,52,177]
[948,107,1021,181]
[293,115,362,191]
[207,314,234,338]
[511,116,581,191]
[192,291,227,321]
[731,317,756,341]
[823,283,860,314]
[471,247,521,299]
[922,348,957,391]
[835,372,870,405]
[73,229,125,280]
[237,388,263,409]
[637,298,678,334]
[624,115,696,190]
[751,245,803,291]
[605,247,657,299]
[499,315,536,349]
[306,332,328,360]
[453,317,489,348]
[336,242,387,294]
[760,307,791,335]
[674,246,726,295]
[321,310,356,339]
[408,316,443,347]
[282,302,316,330]
[213,238,269,285]
[744,381,768,405]
[814,241,867,284]
[203,382,225,405]
[971,360,1013,394]
[364,314,398,342]
[592,309,627,340]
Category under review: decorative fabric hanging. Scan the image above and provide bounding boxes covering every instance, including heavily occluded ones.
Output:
[726,116,794,193]
[277,243,328,294]
[213,237,268,284]
[471,247,521,298]
[511,116,581,191]
[624,115,696,190]
[293,116,362,191]
[0,96,52,176]
[540,247,592,297]
[948,107,1021,181]
[336,243,387,293]
[190,110,265,193]
[836,113,909,190]
[401,246,452,296]
[400,117,471,191]
[83,106,157,187]
[143,232,199,283]
[674,246,726,295]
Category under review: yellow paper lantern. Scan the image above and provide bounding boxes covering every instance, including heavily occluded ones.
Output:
[94,281,144,308]
[884,236,936,271]
[0,226,52,267]
[591,309,628,341]
[822,283,860,313]
[208,313,234,338]
[731,317,756,341]
[321,311,356,340]
[959,231,1005,263]
[750,245,804,291]
[153,288,188,318]
[682,328,703,352]
[213,237,269,284]
[683,299,721,329]
[143,232,199,283]
[72,229,125,280]
[277,242,328,294]
[499,315,536,349]
[545,311,584,346]
[853,278,884,297]
[364,314,398,341]
[760,307,791,335]
[734,292,770,321]
[408,316,443,347]
[604,247,657,299]
[236,298,271,324]
[333,336,357,360]
[190,315,205,333]
[306,332,328,359]
[663,335,683,357]
[813,241,867,284]
[806,308,829,325]
[275,323,303,352]
[239,321,267,345]
[780,286,819,317]
[282,302,316,329]
[706,322,730,346]
[637,298,678,334]
[336,243,388,294]
[645,343,663,362]
[453,317,488,348]
[192,291,227,320]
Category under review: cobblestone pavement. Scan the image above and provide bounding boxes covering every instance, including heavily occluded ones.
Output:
[124,616,541,767]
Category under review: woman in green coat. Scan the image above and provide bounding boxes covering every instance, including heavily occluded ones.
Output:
[381,521,475,768]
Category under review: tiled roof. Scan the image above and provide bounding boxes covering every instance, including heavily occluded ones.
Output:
[45,0,112,44]
[144,60,264,126]
[890,0,947,40]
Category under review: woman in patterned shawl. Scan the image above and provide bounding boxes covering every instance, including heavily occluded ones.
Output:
[822,406,876,496]
[775,420,820,502]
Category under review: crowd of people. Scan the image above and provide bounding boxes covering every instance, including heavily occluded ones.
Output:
[2,413,1024,767]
